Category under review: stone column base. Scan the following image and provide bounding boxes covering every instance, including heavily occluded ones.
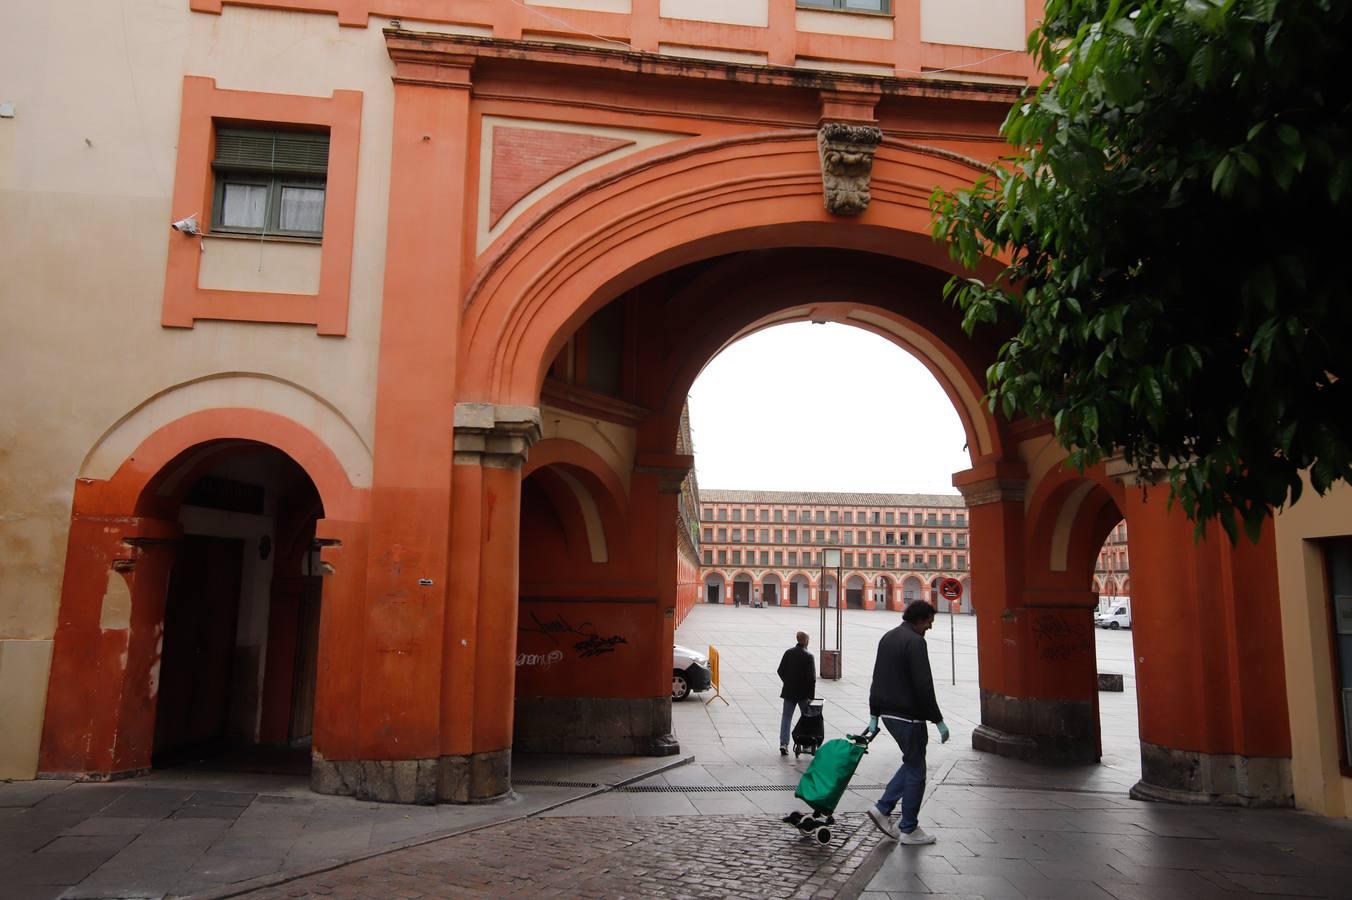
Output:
[513,697,680,756]
[1130,740,1293,808]
[972,690,1098,764]
[311,749,513,805]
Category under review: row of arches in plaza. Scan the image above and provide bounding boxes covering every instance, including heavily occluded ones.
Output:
[701,571,973,614]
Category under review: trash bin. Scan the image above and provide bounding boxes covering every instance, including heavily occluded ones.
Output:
[820,649,841,680]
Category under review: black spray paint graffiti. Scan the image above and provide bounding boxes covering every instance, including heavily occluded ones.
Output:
[1031,613,1093,661]
[519,610,627,660]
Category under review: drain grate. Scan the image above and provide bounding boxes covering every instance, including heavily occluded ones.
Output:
[514,779,604,788]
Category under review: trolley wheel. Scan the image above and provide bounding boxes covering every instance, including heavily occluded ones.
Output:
[815,827,831,845]
[782,812,804,826]
[797,816,820,835]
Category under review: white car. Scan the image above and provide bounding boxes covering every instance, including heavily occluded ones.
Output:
[672,644,713,701]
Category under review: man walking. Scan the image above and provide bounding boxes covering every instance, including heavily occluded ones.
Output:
[776,631,815,756]
[864,601,949,845]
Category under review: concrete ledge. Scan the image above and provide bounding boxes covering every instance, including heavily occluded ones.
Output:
[513,697,680,756]
[1131,740,1293,808]
[974,690,1099,764]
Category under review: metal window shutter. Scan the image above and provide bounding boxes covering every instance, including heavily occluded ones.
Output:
[214,130,329,175]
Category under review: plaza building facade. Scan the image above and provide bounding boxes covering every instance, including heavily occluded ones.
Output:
[698,490,973,612]
[3,0,1351,819]
[1093,519,1131,600]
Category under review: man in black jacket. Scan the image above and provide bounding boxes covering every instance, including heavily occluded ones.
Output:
[776,631,815,756]
[864,601,950,845]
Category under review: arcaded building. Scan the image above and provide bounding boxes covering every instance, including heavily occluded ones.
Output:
[698,490,972,612]
[3,1,1351,819]
[1094,520,1131,600]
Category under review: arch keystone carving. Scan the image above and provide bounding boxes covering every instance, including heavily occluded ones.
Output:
[818,123,883,215]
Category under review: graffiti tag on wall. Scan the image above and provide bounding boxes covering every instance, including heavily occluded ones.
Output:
[519,610,627,660]
[1031,613,1093,661]
[515,649,564,669]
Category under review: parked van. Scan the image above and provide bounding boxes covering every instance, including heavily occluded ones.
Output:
[1095,598,1132,630]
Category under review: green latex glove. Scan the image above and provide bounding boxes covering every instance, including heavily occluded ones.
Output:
[937,721,951,743]
[867,715,879,735]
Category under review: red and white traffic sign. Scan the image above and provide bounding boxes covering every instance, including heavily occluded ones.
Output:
[938,578,964,602]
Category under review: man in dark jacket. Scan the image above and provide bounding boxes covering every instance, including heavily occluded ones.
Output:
[776,631,815,756]
[864,601,950,845]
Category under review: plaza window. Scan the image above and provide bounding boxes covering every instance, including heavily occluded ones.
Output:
[745,508,755,520]
[760,551,769,565]
[845,552,855,566]
[871,512,881,524]
[886,553,895,568]
[774,528,783,542]
[928,533,938,547]
[815,529,826,542]
[718,508,728,521]
[801,508,811,521]
[942,513,952,526]
[717,528,727,542]
[774,509,784,522]
[957,555,967,570]
[926,514,938,525]
[843,532,853,545]
[731,528,741,541]
[703,528,712,542]
[898,512,909,525]
[885,512,895,525]
[788,528,798,542]
[872,531,881,545]
[774,551,783,565]
[788,551,798,565]
[702,508,712,521]
[898,533,908,546]
[872,553,882,568]
[815,510,826,523]
[829,530,838,543]
[857,530,865,544]
[885,532,895,545]
[718,550,727,564]
[760,509,769,522]
[732,509,742,522]
[732,550,741,564]
[796,0,891,13]
[957,534,967,547]
[913,531,923,545]
[703,550,712,565]
[830,511,839,524]
[943,554,953,570]
[942,534,953,547]
[212,127,329,239]
[844,511,853,524]
[899,554,910,565]
[956,513,967,526]
[759,528,769,542]
[928,554,938,567]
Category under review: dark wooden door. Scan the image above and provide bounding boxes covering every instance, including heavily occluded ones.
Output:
[153,536,244,762]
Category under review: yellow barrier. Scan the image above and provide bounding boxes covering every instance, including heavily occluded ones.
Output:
[705,644,728,706]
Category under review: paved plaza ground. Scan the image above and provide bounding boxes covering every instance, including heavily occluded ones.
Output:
[3,603,1350,899]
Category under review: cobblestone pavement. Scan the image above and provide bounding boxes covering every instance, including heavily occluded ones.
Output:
[246,814,881,899]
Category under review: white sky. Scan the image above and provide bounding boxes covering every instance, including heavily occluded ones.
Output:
[686,323,969,495]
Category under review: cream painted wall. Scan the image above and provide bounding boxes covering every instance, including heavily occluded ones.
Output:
[198,237,323,294]
[660,0,769,28]
[0,2,397,777]
[921,0,1027,51]
[1273,479,1352,817]
[797,9,894,40]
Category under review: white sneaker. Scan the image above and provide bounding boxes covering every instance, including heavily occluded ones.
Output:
[866,807,900,840]
[897,826,937,845]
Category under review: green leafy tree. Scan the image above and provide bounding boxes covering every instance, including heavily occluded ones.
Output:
[932,0,1351,541]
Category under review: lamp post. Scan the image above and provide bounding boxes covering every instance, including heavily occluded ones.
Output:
[819,546,843,679]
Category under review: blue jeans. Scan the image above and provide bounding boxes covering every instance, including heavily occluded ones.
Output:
[875,717,928,833]
[779,698,810,747]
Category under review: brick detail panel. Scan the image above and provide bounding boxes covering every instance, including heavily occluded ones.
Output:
[489,127,634,227]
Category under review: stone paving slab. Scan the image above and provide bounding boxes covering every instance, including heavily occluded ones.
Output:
[243,814,883,899]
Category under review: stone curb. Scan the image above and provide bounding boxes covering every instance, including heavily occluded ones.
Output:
[189,754,694,900]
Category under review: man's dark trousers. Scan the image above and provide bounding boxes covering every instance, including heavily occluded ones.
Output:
[875,717,927,833]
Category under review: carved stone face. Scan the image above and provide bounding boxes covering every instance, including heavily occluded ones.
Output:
[817,123,883,216]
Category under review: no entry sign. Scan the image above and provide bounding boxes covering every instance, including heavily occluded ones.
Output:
[938,578,964,602]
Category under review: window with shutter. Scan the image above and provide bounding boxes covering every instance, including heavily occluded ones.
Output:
[212,127,330,238]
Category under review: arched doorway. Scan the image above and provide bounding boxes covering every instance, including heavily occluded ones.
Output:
[39,415,364,784]
[789,573,811,606]
[821,574,839,609]
[733,573,753,606]
[845,574,865,609]
[902,575,923,605]
[761,573,782,606]
[704,572,725,604]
